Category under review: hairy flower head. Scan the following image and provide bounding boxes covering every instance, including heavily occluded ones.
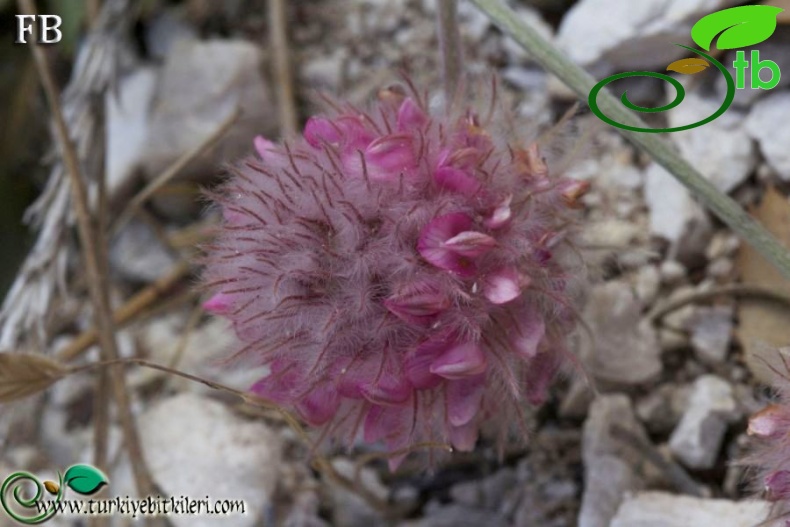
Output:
[201,83,587,469]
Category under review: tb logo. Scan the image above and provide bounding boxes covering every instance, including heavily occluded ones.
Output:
[15,15,63,44]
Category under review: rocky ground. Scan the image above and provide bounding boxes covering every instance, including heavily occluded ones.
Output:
[3,0,790,526]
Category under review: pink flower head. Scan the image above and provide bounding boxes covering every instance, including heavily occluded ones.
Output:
[201,84,587,469]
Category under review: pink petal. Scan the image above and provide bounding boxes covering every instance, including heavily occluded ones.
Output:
[443,231,496,258]
[363,404,415,470]
[203,293,233,314]
[483,268,527,305]
[446,375,485,427]
[434,167,482,196]
[484,196,512,229]
[365,134,415,175]
[510,311,545,360]
[250,362,301,403]
[748,404,786,438]
[361,372,412,406]
[765,470,790,501]
[253,135,276,160]
[404,339,446,389]
[430,341,487,379]
[397,98,427,130]
[417,213,477,276]
[335,115,375,151]
[449,420,479,452]
[303,116,342,148]
[384,279,450,325]
[443,147,480,170]
[297,383,339,426]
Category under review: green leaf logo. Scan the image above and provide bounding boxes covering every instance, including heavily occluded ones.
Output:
[691,5,784,51]
[63,465,108,495]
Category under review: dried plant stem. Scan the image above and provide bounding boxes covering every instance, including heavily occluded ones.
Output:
[112,107,241,235]
[470,0,790,281]
[59,261,191,362]
[20,0,155,500]
[646,284,790,323]
[268,0,298,135]
[437,0,464,104]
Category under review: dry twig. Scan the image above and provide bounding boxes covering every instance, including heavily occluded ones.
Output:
[268,0,298,135]
[19,0,155,503]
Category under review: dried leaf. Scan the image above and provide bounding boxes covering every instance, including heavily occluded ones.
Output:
[737,187,790,383]
[666,58,711,75]
[0,353,69,403]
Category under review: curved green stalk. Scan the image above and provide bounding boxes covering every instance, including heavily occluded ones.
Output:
[470,0,790,280]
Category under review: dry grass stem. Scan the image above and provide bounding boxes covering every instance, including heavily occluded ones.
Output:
[268,0,298,135]
[19,0,155,503]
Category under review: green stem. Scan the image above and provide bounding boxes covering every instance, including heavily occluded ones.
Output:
[437,0,464,105]
[469,0,790,280]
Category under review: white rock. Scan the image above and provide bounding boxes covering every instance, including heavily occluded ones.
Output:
[105,67,158,197]
[611,491,769,527]
[746,91,790,181]
[110,220,178,282]
[669,375,739,469]
[581,282,662,386]
[644,162,712,248]
[302,48,348,91]
[691,306,733,364]
[139,393,282,527]
[580,395,649,527]
[634,265,661,306]
[557,0,741,74]
[667,92,756,193]
[143,39,273,183]
[659,260,687,285]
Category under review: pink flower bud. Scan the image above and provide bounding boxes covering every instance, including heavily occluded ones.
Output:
[365,134,416,175]
[434,166,482,196]
[483,267,527,305]
[304,116,341,148]
[443,231,497,258]
[430,341,488,379]
[749,404,786,438]
[484,196,512,229]
[203,293,234,314]
[397,98,427,130]
[384,279,451,325]
[254,135,276,160]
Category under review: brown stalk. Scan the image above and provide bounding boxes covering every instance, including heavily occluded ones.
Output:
[19,0,155,501]
[268,0,298,135]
